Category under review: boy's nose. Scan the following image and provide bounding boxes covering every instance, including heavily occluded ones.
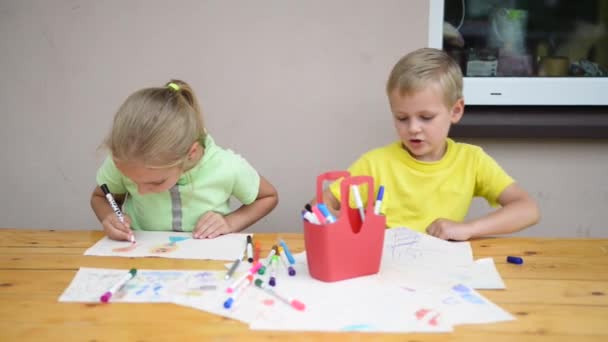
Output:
[408,120,422,133]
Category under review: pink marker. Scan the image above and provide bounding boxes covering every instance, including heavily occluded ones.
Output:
[226,262,261,294]
[311,206,326,225]
[254,278,306,311]
[100,268,137,303]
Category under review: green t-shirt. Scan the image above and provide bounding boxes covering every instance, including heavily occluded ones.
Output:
[96,135,260,231]
[330,138,514,232]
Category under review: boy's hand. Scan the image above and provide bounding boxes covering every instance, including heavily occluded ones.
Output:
[102,213,133,241]
[426,218,471,241]
[193,212,233,239]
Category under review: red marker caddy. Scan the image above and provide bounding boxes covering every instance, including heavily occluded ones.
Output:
[304,171,386,282]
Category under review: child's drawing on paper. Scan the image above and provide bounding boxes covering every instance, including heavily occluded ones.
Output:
[150,243,179,254]
[112,243,137,252]
[415,308,442,327]
[384,227,423,261]
[150,236,191,254]
[85,231,249,260]
[180,271,221,296]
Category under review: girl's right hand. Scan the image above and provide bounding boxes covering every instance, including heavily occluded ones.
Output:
[101,213,133,241]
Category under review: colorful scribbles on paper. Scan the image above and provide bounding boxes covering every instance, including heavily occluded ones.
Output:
[149,235,191,254]
[150,243,179,254]
[451,284,484,304]
[415,308,442,327]
[342,324,375,331]
[169,236,190,244]
[112,242,137,252]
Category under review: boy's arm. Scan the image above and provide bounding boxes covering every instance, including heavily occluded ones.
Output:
[426,183,540,240]
[222,175,279,233]
[468,183,540,238]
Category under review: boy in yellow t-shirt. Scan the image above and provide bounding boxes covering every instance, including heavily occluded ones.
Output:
[321,48,540,241]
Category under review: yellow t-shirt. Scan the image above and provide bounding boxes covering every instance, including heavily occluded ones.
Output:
[330,139,514,233]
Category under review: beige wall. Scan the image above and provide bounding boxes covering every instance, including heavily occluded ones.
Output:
[1,1,606,237]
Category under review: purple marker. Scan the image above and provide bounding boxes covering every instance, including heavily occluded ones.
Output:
[100,268,137,303]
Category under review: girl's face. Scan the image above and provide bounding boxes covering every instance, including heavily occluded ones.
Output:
[389,85,464,162]
[115,160,183,195]
[114,142,202,195]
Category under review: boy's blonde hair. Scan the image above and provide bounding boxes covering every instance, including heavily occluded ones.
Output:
[386,48,463,108]
[105,79,206,168]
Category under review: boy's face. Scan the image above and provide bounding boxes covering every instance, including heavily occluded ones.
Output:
[389,85,464,162]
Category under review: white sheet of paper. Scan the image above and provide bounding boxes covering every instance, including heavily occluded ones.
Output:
[59,267,223,303]
[382,227,473,268]
[178,253,451,332]
[379,228,505,289]
[84,231,249,260]
[465,258,506,289]
[419,283,515,325]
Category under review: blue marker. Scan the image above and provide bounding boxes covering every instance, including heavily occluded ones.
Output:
[279,240,295,265]
[507,256,523,264]
[317,204,336,224]
[374,185,385,215]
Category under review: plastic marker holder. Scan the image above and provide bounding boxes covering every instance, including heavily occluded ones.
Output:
[226,262,261,293]
[304,171,386,282]
[254,278,306,311]
[100,268,137,303]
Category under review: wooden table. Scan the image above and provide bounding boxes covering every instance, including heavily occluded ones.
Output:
[0,229,607,341]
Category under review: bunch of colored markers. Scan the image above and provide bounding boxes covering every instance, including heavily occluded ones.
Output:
[302,185,385,225]
[223,237,305,311]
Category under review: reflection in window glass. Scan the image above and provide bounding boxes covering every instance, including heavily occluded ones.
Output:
[443,0,608,77]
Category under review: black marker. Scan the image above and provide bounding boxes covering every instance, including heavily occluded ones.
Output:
[246,235,254,263]
[100,184,134,243]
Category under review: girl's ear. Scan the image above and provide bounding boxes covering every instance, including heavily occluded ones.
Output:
[450,98,465,124]
[187,141,203,160]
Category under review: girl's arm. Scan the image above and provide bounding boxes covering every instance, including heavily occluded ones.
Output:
[224,175,279,232]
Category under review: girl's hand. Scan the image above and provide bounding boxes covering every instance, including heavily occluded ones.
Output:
[193,211,233,239]
[101,213,133,241]
[425,218,472,241]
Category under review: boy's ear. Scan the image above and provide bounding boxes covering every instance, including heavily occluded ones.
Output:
[450,98,465,124]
